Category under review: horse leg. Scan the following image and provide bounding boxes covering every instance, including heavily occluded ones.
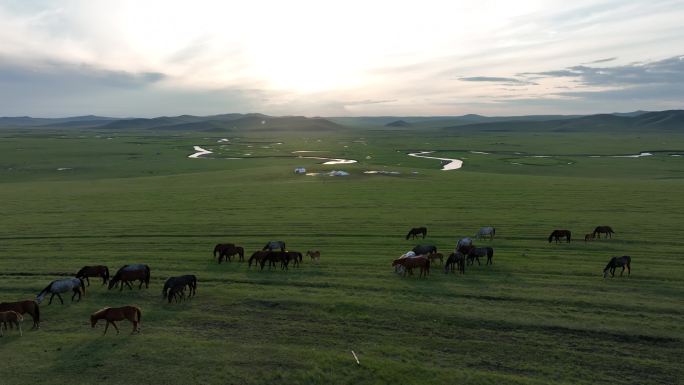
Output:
[112,321,120,334]
[104,321,110,335]
[49,293,55,305]
[85,277,90,286]
[620,266,625,276]
[131,320,138,334]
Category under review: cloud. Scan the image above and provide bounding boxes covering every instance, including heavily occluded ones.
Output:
[583,57,617,64]
[459,76,537,86]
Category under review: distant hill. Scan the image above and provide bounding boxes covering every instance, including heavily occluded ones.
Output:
[0,115,118,127]
[385,120,411,127]
[442,110,684,132]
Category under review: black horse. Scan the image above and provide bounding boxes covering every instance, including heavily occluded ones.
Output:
[263,241,286,252]
[548,230,571,243]
[406,227,427,240]
[603,256,631,278]
[216,245,244,263]
[593,226,615,239]
[466,247,494,265]
[444,252,465,274]
[162,275,197,299]
[412,244,437,255]
[286,251,303,267]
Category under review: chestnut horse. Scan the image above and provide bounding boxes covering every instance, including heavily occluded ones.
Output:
[392,256,430,277]
[306,250,321,263]
[108,264,150,291]
[91,306,142,335]
[0,311,23,337]
[0,300,40,329]
[548,230,571,243]
[76,265,110,286]
[405,227,427,240]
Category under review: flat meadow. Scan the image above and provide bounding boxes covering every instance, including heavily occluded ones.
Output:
[1,126,683,385]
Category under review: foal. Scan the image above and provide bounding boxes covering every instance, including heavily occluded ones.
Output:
[0,311,23,337]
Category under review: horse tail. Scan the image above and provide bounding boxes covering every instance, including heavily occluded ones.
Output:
[162,280,170,298]
[493,228,496,237]
[136,307,142,324]
[213,244,219,257]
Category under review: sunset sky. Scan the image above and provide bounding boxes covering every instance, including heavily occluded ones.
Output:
[0,0,683,117]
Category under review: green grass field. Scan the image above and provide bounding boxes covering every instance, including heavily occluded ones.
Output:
[1,127,683,385]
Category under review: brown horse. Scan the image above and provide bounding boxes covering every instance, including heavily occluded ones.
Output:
[392,256,430,277]
[548,230,571,243]
[217,245,244,263]
[584,233,595,242]
[444,252,465,274]
[213,243,235,258]
[0,300,40,329]
[286,251,303,267]
[0,311,23,337]
[427,252,443,265]
[306,250,321,263]
[91,306,142,335]
[108,264,150,291]
[248,251,270,268]
[593,226,615,239]
[167,284,187,303]
[76,265,110,286]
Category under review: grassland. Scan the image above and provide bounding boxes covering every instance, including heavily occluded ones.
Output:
[0,126,683,385]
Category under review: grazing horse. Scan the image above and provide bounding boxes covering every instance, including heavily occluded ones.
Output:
[248,251,270,268]
[91,306,142,335]
[548,230,571,243]
[162,275,197,299]
[456,237,474,254]
[108,264,150,291]
[584,233,595,242]
[0,311,23,337]
[467,247,494,265]
[444,252,466,274]
[475,227,496,240]
[593,226,615,239]
[263,241,286,252]
[306,250,321,263]
[217,246,245,263]
[405,227,427,240]
[603,256,631,278]
[286,251,303,267]
[426,252,444,265]
[213,243,235,258]
[392,256,430,277]
[260,251,290,270]
[167,284,188,303]
[76,265,110,286]
[412,244,437,255]
[0,300,40,329]
[36,278,85,305]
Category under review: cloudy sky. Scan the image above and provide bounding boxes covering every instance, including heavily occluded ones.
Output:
[0,0,683,117]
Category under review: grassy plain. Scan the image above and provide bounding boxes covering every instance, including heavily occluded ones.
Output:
[0,126,683,385]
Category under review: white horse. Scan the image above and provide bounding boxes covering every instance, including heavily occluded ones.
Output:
[475,227,496,240]
[36,278,85,305]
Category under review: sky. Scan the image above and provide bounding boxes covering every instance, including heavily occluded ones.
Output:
[0,0,683,117]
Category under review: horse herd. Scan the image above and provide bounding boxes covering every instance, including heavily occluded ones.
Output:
[397,226,631,279]
[0,226,632,337]
[0,241,320,337]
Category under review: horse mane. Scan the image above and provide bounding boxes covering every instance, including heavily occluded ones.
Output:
[91,307,111,318]
[37,281,54,297]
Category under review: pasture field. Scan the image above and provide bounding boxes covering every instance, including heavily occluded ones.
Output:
[1,126,684,385]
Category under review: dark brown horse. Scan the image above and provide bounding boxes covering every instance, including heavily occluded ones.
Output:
[76,265,110,286]
[286,251,303,267]
[392,256,430,277]
[406,227,427,240]
[261,251,290,270]
[467,247,494,265]
[584,233,595,242]
[548,230,571,243]
[217,246,244,263]
[108,264,150,291]
[593,226,615,239]
[248,251,270,268]
[91,306,142,335]
[603,256,631,278]
[444,252,465,274]
[0,300,40,329]
[162,275,197,299]
[213,243,235,258]
[167,284,187,303]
